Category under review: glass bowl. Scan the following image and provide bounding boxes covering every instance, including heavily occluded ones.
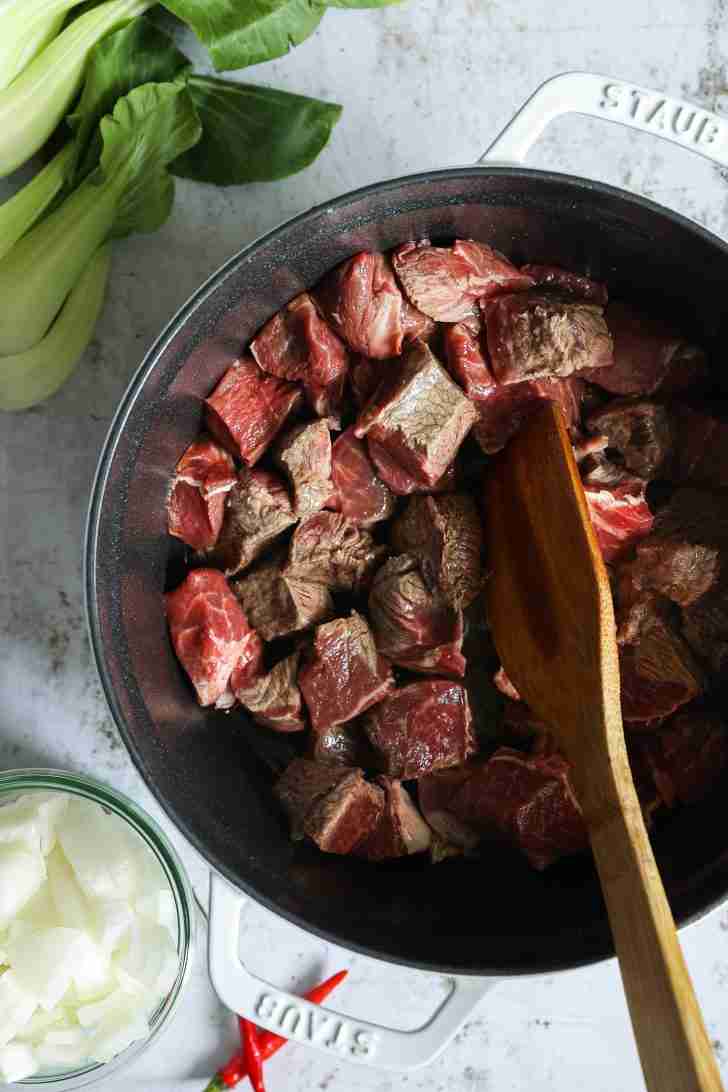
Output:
[0,769,195,1089]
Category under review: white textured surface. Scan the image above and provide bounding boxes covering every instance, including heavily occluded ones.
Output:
[2,1,728,1088]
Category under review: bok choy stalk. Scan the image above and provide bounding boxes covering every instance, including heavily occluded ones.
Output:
[0,0,152,176]
[0,7,65,91]
[0,143,74,262]
[0,77,201,356]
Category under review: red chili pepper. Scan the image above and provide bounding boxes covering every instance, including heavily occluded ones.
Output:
[241,1019,266,1092]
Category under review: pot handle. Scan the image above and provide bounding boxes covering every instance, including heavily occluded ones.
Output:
[208,873,490,1071]
[481,70,728,168]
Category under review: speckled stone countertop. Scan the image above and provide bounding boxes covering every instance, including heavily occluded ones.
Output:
[2,1,728,1088]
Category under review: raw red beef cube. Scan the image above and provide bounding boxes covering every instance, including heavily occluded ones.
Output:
[366,438,458,496]
[232,551,333,642]
[483,290,612,383]
[582,466,654,564]
[417,767,480,848]
[167,436,236,551]
[586,399,674,479]
[309,718,378,768]
[449,748,588,870]
[390,493,483,609]
[364,681,475,779]
[632,712,728,807]
[472,376,584,455]
[329,427,395,526]
[303,769,384,854]
[582,302,707,396]
[316,252,406,359]
[274,419,335,517]
[274,758,350,838]
[209,468,296,577]
[250,292,349,423]
[402,298,437,343]
[205,357,302,465]
[166,569,262,708]
[442,318,496,401]
[520,264,608,305]
[369,555,465,677]
[232,649,306,732]
[356,778,432,861]
[354,340,477,488]
[674,407,728,489]
[299,612,395,731]
[349,354,383,409]
[619,610,704,724]
[392,239,534,322]
[286,511,387,592]
[682,581,728,678]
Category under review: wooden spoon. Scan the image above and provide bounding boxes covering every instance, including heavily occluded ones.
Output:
[484,400,723,1092]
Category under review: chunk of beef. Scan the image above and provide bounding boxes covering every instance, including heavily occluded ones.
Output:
[442,318,496,402]
[582,465,654,564]
[582,302,707,396]
[586,399,674,479]
[369,555,465,677]
[310,718,379,768]
[205,357,302,465]
[250,293,349,423]
[619,610,704,723]
[329,427,395,526]
[316,252,405,359]
[232,649,306,732]
[472,376,584,455]
[450,749,588,870]
[299,612,395,731]
[392,239,534,322]
[356,778,432,861]
[274,758,350,838]
[417,767,480,848]
[232,551,333,641]
[286,511,387,591]
[209,468,296,577]
[274,419,334,517]
[631,712,728,807]
[390,493,483,609]
[520,264,608,305]
[354,340,478,487]
[674,408,728,489]
[682,580,728,678]
[366,437,458,496]
[167,436,236,551]
[304,769,384,854]
[483,290,612,384]
[364,681,475,779]
[401,299,437,343]
[349,354,382,409]
[166,569,262,708]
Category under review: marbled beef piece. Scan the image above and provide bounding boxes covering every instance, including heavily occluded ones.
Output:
[309,718,379,768]
[354,341,477,488]
[449,749,588,870]
[582,302,707,396]
[586,399,674,479]
[209,468,296,577]
[274,419,334,517]
[619,609,705,724]
[472,376,585,455]
[364,681,475,779]
[369,555,465,678]
[392,239,534,322]
[483,290,612,384]
[520,264,608,305]
[366,438,458,496]
[401,298,437,343]
[303,769,384,854]
[231,649,306,732]
[250,292,349,424]
[581,462,654,564]
[299,612,395,731]
[390,493,483,610]
[329,427,395,527]
[682,580,728,679]
[286,511,387,592]
[232,551,333,642]
[274,758,351,838]
[166,569,262,709]
[356,778,432,861]
[167,436,236,551]
[316,252,406,359]
[442,317,496,402]
[631,712,728,807]
[205,357,302,465]
[417,767,480,848]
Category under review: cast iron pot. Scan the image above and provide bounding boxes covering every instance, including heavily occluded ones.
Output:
[85,73,728,1068]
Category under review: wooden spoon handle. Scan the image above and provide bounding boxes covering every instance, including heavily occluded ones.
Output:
[590,793,723,1092]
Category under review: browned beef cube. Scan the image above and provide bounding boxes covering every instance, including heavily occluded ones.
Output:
[682,581,728,678]
[250,292,349,424]
[392,239,534,322]
[390,493,483,609]
[366,437,458,496]
[274,758,351,838]
[369,555,465,677]
[209,468,296,577]
[449,749,588,870]
[354,341,477,489]
[586,399,674,479]
[309,718,379,768]
[631,712,728,807]
[205,357,302,465]
[167,436,236,551]
[416,767,479,848]
[364,681,475,779]
[356,778,431,861]
[299,612,395,731]
[316,252,406,359]
[286,511,387,592]
[231,649,305,732]
[619,609,704,723]
[483,290,612,384]
[303,769,385,854]
[329,427,395,527]
[520,264,608,305]
[232,551,333,641]
[274,419,335,517]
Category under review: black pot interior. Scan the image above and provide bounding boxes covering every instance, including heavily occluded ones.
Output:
[87,168,728,976]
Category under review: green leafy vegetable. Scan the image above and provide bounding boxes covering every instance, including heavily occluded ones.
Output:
[0,78,200,354]
[0,245,110,412]
[0,144,74,262]
[0,3,68,92]
[172,76,341,185]
[160,0,325,71]
[0,0,153,178]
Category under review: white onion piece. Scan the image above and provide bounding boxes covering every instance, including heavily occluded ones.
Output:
[58,802,140,900]
[14,1007,65,1044]
[113,921,178,1010]
[15,883,57,930]
[0,846,46,927]
[7,927,86,1012]
[47,847,90,931]
[89,1002,149,1065]
[35,1039,89,1068]
[89,897,133,955]
[136,890,177,939]
[0,971,37,1048]
[0,1042,39,1082]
